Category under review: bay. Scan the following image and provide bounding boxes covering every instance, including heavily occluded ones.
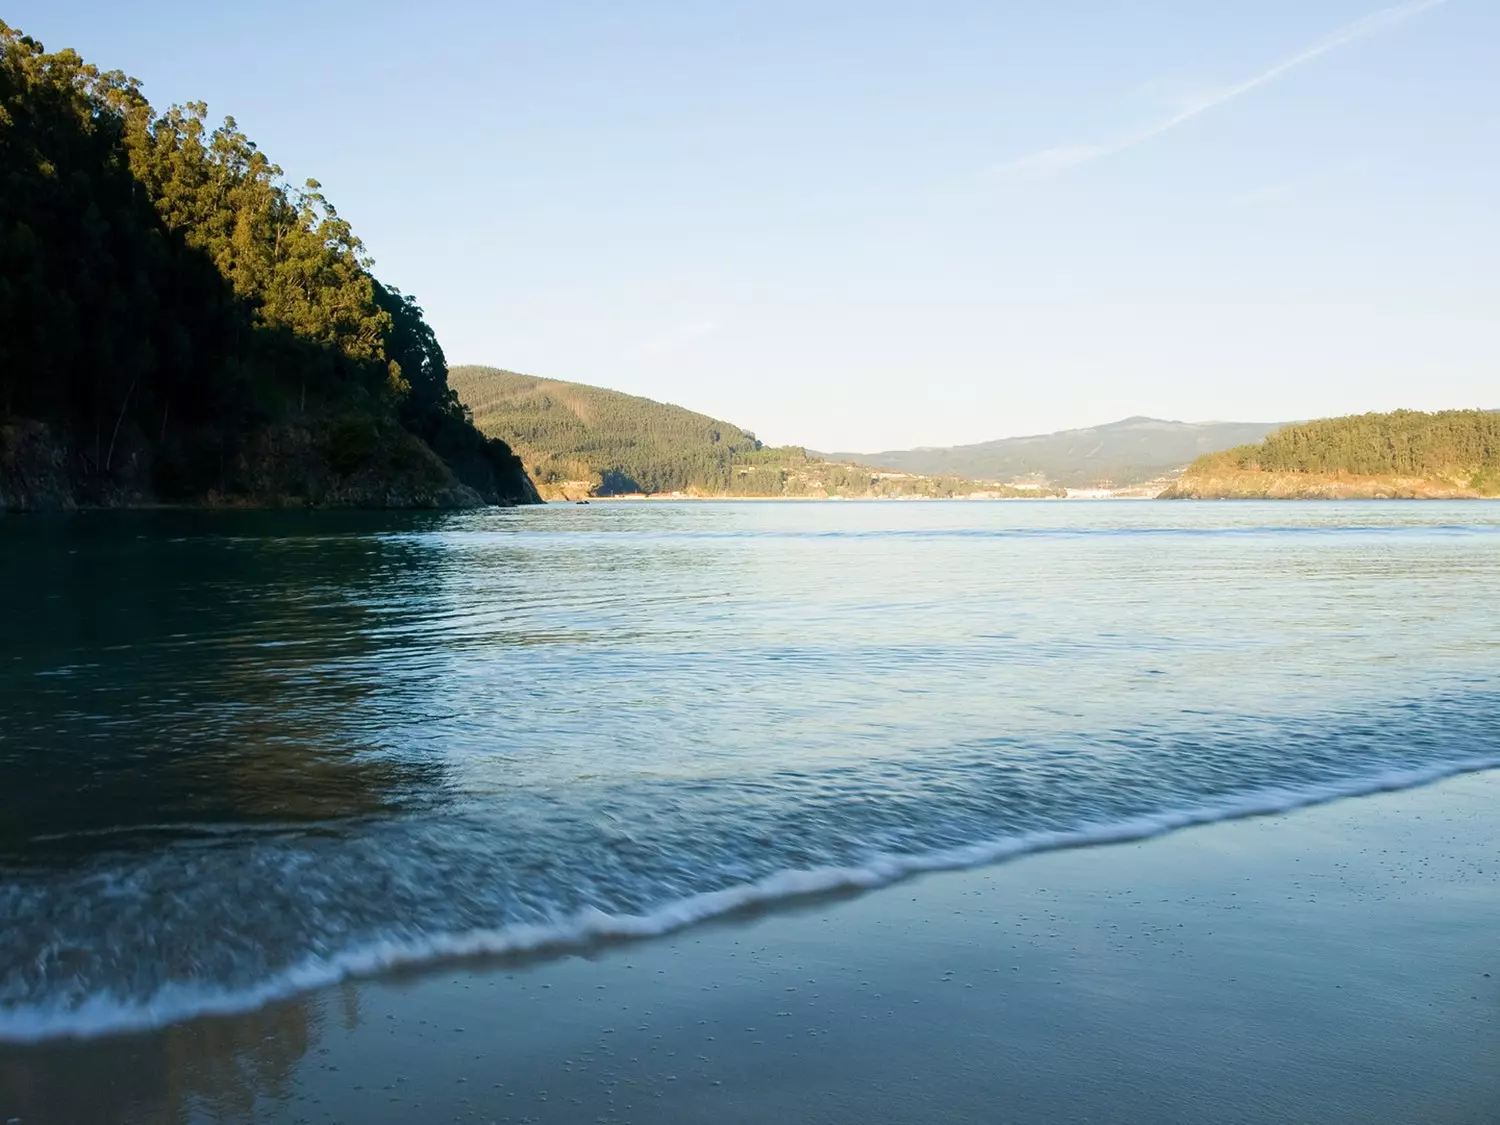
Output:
[2,500,1497,1040]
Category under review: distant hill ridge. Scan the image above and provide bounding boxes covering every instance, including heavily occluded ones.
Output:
[450,367,1046,500]
[827,417,1282,489]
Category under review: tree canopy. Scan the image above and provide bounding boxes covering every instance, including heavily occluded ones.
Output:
[1192,410,1500,481]
[0,21,533,506]
[1168,410,1500,497]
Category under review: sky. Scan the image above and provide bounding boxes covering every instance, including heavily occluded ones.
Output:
[10,0,1497,450]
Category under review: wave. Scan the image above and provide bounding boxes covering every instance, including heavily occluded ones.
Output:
[3,754,1496,1044]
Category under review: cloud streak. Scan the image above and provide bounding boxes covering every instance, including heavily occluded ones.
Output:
[995,0,1450,178]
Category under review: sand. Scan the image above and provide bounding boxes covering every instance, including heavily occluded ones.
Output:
[3,770,1498,1124]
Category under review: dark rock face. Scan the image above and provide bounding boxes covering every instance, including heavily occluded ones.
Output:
[0,421,76,512]
[426,429,544,507]
[0,417,539,512]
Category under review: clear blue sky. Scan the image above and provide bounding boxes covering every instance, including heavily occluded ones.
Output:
[10,1,1496,450]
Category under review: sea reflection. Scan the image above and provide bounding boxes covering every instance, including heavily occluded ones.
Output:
[0,512,467,862]
[0,991,342,1123]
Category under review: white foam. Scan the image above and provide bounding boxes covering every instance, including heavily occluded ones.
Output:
[3,754,1497,1044]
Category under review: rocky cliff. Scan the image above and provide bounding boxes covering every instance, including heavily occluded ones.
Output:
[1,416,541,513]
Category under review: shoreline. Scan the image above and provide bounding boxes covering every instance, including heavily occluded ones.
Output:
[4,768,1497,1123]
[4,753,1498,1046]
[10,494,1500,514]
[1162,469,1497,500]
[561,492,1500,503]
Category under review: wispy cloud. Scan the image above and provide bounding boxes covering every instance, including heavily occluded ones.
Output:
[994,0,1450,179]
[639,319,721,357]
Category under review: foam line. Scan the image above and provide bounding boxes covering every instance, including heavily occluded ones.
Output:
[3,754,1497,1044]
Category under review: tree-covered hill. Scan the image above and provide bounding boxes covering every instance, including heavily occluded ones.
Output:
[451,367,1047,499]
[1163,410,1500,498]
[825,417,1282,489]
[451,368,764,495]
[0,22,537,510]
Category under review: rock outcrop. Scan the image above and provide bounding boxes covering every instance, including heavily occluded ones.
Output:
[1,415,539,513]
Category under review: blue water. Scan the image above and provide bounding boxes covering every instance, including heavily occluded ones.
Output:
[2,501,1498,1040]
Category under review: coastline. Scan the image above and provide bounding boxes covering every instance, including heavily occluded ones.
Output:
[5,768,1496,1124]
[14,488,1497,511]
[1160,469,1497,500]
[573,492,1059,502]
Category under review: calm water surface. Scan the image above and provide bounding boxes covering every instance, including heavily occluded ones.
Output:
[2,501,1498,1039]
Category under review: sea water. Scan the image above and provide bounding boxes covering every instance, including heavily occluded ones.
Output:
[1,500,1497,1040]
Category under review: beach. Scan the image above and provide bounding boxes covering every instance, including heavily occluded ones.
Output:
[4,768,1496,1124]
[7,4,1498,1121]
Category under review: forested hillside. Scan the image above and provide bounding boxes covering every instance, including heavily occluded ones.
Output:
[1164,410,1500,498]
[0,22,537,509]
[828,417,1281,489]
[451,367,1044,499]
[451,368,764,494]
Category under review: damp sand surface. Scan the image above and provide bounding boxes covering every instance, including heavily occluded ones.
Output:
[5,769,1497,1125]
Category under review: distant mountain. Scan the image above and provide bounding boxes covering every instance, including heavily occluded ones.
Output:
[450,367,1050,499]
[1162,409,1500,499]
[827,417,1283,489]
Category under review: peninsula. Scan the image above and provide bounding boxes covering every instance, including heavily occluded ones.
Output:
[1161,409,1500,499]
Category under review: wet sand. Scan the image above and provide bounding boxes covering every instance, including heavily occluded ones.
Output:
[4,770,1498,1124]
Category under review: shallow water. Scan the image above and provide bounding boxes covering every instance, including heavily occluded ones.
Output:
[2,500,1497,1040]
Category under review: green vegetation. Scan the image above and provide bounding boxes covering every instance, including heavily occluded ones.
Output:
[0,22,536,509]
[826,417,1281,489]
[452,367,1049,499]
[1166,410,1500,499]
[451,367,762,494]
[1193,410,1500,477]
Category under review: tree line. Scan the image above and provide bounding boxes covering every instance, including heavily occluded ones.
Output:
[1192,410,1499,487]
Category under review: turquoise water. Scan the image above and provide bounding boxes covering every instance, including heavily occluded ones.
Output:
[2,501,1498,1039]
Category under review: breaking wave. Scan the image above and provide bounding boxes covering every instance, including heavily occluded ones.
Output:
[4,755,1495,1044]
